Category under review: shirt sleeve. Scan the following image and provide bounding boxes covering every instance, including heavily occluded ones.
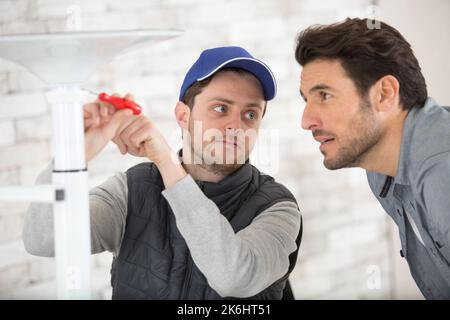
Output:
[162,174,301,298]
[22,163,128,257]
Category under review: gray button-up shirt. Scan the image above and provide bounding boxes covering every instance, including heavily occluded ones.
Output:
[367,97,450,299]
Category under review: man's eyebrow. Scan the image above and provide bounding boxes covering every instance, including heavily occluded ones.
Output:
[208,97,234,105]
[208,97,263,110]
[209,97,234,104]
[246,103,263,110]
[300,84,335,101]
[309,84,334,93]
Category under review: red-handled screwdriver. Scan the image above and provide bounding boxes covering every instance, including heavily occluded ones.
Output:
[85,90,142,115]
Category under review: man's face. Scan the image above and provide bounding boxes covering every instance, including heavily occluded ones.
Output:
[186,70,265,175]
[300,59,383,170]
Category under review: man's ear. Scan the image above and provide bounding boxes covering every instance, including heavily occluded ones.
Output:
[175,101,191,130]
[372,75,400,113]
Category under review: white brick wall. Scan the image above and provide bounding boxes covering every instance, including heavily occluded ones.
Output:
[0,0,428,300]
[0,120,14,147]
[0,93,48,120]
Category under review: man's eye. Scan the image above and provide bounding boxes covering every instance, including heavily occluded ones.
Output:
[213,105,227,113]
[320,92,331,101]
[245,111,257,120]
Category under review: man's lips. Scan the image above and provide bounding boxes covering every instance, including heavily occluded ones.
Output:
[314,136,335,145]
[313,135,335,152]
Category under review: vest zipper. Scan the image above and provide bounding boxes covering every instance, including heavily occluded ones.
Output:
[181,252,193,299]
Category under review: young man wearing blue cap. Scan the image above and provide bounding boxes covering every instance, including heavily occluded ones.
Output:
[24,46,302,299]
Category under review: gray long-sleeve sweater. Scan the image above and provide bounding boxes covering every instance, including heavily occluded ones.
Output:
[23,163,301,298]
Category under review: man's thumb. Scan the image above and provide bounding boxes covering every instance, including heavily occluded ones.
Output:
[103,108,134,139]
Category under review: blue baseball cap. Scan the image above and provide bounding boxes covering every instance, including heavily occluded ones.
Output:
[179,46,277,102]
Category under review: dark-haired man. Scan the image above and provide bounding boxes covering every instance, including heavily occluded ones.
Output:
[24,46,302,299]
[296,18,450,299]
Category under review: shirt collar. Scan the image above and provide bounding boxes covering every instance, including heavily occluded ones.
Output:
[394,97,438,185]
[376,98,439,197]
[393,108,415,185]
[374,110,412,198]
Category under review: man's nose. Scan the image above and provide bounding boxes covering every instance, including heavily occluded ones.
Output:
[301,103,321,131]
[225,112,242,130]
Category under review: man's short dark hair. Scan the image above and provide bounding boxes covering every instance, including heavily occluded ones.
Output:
[295,18,428,111]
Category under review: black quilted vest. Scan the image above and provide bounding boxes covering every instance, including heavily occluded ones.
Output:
[110,161,301,299]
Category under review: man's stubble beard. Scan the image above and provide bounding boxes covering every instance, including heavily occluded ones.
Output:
[324,98,384,170]
[187,118,246,177]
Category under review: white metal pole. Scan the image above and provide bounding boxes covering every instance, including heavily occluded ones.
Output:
[46,85,91,300]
